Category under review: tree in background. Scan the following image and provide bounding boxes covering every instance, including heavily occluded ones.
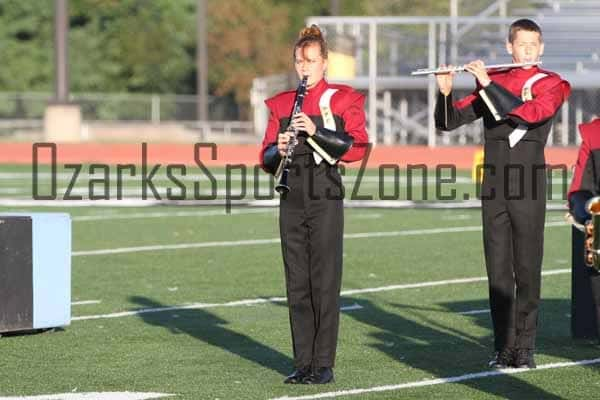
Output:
[0,0,533,119]
[0,0,362,118]
[0,1,54,92]
[206,0,290,117]
[70,0,197,94]
[0,0,197,94]
[205,0,368,117]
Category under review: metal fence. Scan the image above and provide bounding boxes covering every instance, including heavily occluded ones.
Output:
[4,6,600,145]
[0,92,204,122]
[251,15,600,147]
[0,92,257,139]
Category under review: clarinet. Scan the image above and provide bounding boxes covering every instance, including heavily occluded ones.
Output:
[275,75,309,194]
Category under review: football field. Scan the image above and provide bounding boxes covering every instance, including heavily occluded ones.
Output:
[1,165,598,400]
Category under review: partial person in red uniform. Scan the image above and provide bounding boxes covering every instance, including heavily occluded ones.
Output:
[568,119,600,222]
[568,118,600,337]
[435,18,571,369]
[259,25,368,384]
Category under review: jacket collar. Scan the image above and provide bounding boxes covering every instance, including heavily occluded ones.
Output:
[306,78,328,98]
[509,65,540,78]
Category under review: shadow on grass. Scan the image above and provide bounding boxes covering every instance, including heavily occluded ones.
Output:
[129,295,291,376]
[340,296,598,399]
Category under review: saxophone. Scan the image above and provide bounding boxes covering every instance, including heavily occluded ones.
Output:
[584,196,600,269]
[275,75,309,194]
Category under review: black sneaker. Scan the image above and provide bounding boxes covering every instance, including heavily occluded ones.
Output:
[514,348,536,369]
[488,348,515,369]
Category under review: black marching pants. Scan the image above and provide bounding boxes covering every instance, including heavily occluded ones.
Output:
[481,140,547,351]
[279,154,344,368]
[588,270,600,339]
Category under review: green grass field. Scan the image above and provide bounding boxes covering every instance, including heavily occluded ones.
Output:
[0,164,598,400]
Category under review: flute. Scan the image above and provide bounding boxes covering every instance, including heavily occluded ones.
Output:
[411,61,542,76]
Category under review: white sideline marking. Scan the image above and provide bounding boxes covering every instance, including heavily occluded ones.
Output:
[72,269,570,322]
[71,208,273,222]
[0,172,475,184]
[0,198,172,207]
[0,392,173,400]
[0,198,570,209]
[1,172,268,181]
[71,300,101,306]
[71,222,567,257]
[2,172,570,185]
[0,188,21,194]
[267,358,600,400]
[65,187,232,196]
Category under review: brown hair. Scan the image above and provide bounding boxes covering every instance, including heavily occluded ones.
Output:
[508,18,543,43]
[294,24,328,60]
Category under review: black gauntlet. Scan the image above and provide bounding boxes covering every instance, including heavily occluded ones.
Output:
[435,92,452,130]
[262,144,281,175]
[311,128,354,160]
[479,82,524,121]
[570,190,594,224]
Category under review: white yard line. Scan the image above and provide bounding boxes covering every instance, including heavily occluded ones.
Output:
[453,270,570,316]
[0,172,475,184]
[441,214,472,221]
[72,297,288,321]
[53,187,233,196]
[72,238,282,256]
[267,358,600,400]
[352,213,383,220]
[0,198,172,207]
[0,393,173,400]
[0,198,571,209]
[71,300,102,306]
[339,303,364,312]
[72,269,570,322]
[458,309,490,315]
[71,208,273,221]
[0,188,22,194]
[71,222,567,257]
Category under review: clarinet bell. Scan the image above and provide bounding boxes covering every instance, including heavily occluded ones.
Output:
[276,169,290,194]
[275,183,290,194]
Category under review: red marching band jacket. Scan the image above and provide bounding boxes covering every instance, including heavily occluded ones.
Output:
[259,78,368,171]
[569,119,600,198]
[452,66,571,137]
[568,119,600,223]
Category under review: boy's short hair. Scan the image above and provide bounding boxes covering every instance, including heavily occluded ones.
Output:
[508,18,543,43]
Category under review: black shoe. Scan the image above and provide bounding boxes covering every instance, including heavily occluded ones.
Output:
[488,348,515,369]
[303,367,334,384]
[284,366,311,384]
[514,348,536,369]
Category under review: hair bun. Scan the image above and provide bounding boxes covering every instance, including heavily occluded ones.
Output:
[299,24,323,39]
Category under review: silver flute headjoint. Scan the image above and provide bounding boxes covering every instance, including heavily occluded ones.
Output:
[411,61,542,76]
